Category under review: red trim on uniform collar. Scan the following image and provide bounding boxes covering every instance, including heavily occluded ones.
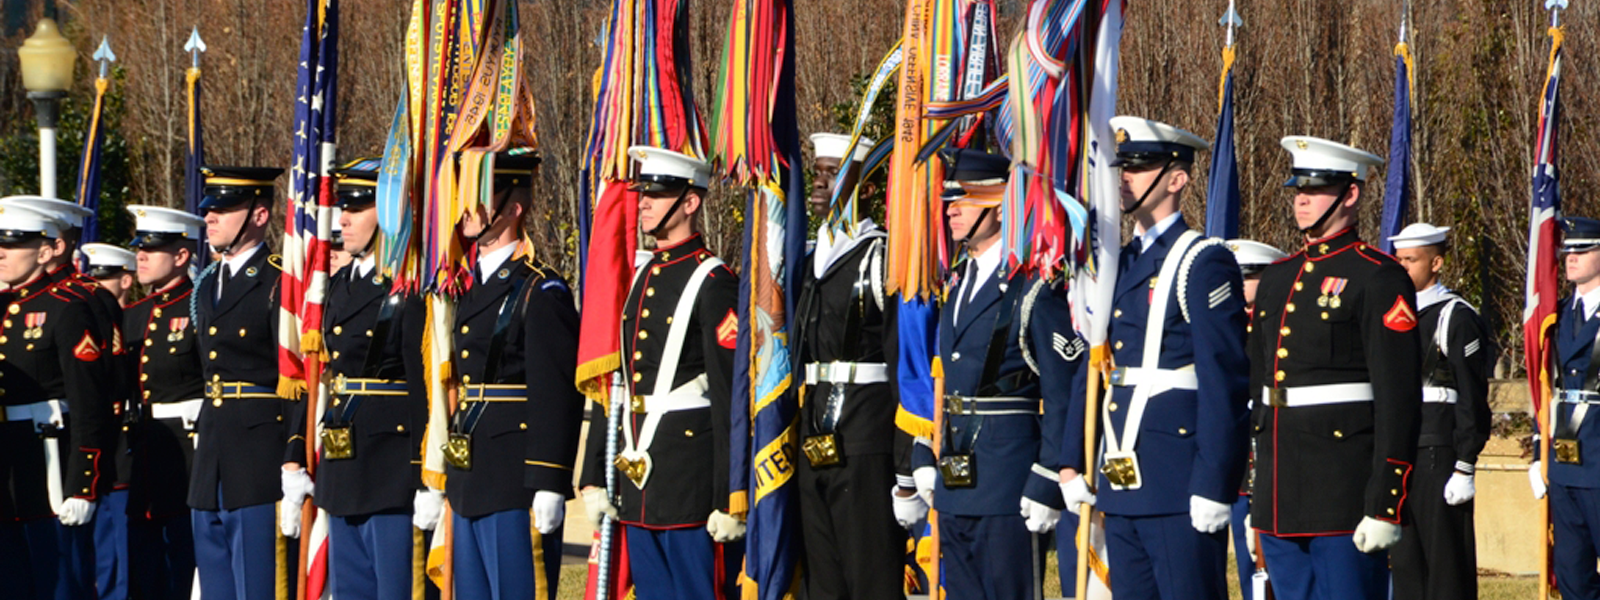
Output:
[653,233,705,255]
[1301,228,1362,260]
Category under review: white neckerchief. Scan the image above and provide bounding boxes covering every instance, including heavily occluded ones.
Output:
[1578,285,1600,321]
[216,243,262,299]
[954,240,1003,323]
[1134,212,1183,252]
[476,243,517,284]
[1416,283,1454,312]
[813,219,882,278]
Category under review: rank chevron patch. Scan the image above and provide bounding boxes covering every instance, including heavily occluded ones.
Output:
[1383,297,1417,332]
[73,332,101,362]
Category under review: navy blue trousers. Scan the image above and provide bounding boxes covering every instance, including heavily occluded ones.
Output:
[93,490,130,600]
[1230,495,1256,600]
[130,509,194,600]
[1104,512,1227,600]
[453,509,562,600]
[1551,483,1600,599]
[1053,512,1080,595]
[191,492,278,600]
[329,512,416,600]
[0,517,95,600]
[937,513,1043,600]
[624,525,742,600]
[1259,533,1388,600]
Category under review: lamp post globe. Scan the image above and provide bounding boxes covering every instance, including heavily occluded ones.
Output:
[17,17,77,199]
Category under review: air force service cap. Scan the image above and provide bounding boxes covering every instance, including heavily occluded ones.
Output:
[1388,223,1451,249]
[126,204,205,249]
[1280,136,1383,188]
[82,243,136,278]
[938,148,1009,205]
[1109,116,1209,168]
[628,146,712,194]
[1563,217,1600,253]
[811,133,876,163]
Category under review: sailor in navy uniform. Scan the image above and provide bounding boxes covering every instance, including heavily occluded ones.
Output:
[121,205,206,600]
[795,133,908,600]
[1248,137,1421,600]
[442,152,582,600]
[187,166,293,600]
[906,148,1080,600]
[307,159,429,600]
[1532,216,1600,600]
[1057,117,1249,600]
[81,242,138,600]
[1224,238,1288,600]
[580,147,744,600]
[0,201,116,600]
[1385,223,1492,600]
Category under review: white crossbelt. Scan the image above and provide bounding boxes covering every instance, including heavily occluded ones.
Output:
[150,399,204,430]
[1421,387,1458,405]
[1262,383,1375,407]
[3,400,68,513]
[804,362,889,386]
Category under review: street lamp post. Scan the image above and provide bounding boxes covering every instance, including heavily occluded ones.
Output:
[17,18,77,199]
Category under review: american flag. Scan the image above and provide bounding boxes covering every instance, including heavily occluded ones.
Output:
[278,0,339,597]
[1524,24,1561,449]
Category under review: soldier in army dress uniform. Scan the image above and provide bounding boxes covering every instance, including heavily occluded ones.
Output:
[1058,117,1250,600]
[580,147,745,600]
[440,152,583,600]
[795,133,910,600]
[906,148,1081,600]
[122,205,207,600]
[0,201,115,600]
[1247,137,1422,600]
[1386,223,1492,600]
[186,166,293,600]
[1530,216,1600,600]
[300,159,430,600]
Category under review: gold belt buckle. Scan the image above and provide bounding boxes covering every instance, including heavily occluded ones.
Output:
[206,381,223,400]
[443,433,473,470]
[631,395,647,414]
[1555,439,1583,465]
[1100,452,1142,489]
[1266,388,1289,408]
[321,425,354,460]
[802,434,842,468]
[938,454,975,488]
[614,455,648,487]
[333,373,350,395]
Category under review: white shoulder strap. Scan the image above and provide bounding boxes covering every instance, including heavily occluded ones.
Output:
[651,257,725,397]
[1175,238,1228,324]
[1104,230,1201,458]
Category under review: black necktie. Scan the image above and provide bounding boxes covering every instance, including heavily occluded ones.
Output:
[214,265,233,304]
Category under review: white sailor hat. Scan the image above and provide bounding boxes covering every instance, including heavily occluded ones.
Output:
[81,243,135,278]
[126,204,205,249]
[1109,116,1208,168]
[0,202,64,243]
[810,133,876,163]
[1279,136,1383,187]
[628,146,712,193]
[1226,239,1288,275]
[1388,223,1451,249]
[0,195,92,229]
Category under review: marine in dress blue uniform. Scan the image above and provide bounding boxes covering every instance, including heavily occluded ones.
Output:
[906,149,1081,600]
[443,152,583,600]
[122,205,208,600]
[80,242,138,600]
[1057,117,1249,600]
[308,159,430,600]
[1248,138,1421,600]
[1224,238,1289,600]
[1534,216,1600,600]
[0,200,116,600]
[187,167,293,600]
[796,134,910,600]
[580,147,745,600]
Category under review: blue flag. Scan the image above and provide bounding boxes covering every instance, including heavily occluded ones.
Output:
[1378,43,1413,254]
[1204,66,1239,239]
[184,56,207,268]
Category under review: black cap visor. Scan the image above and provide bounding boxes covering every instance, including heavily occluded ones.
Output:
[0,230,48,245]
[129,231,192,250]
[630,174,696,195]
[1283,169,1358,189]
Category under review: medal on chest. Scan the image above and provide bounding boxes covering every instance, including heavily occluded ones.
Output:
[23,312,46,339]
[1318,277,1348,309]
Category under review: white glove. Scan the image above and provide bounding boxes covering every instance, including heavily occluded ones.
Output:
[57,498,96,526]
[706,510,747,543]
[891,487,928,530]
[1058,473,1097,516]
[1351,517,1402,553]
[412,489,444,531]
[1189,495,1231,534]
[280,497,303,538]
[1244,514,1256,563]
[281,468,314,505]
[1019,496,1062,534]
[1530,461,1548,500]
[912,466,937,506]
[1443,472,1476,506]
[532,491,565,535]
[583,487,619,529]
